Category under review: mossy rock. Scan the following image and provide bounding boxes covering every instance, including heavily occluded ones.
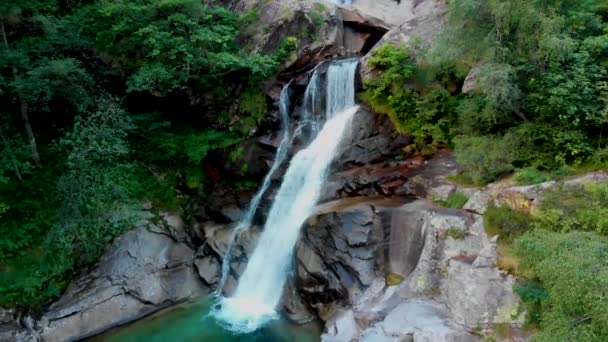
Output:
[386,273,404,286]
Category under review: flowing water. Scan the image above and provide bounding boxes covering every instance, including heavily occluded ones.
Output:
[326,59,358,118]
[216,82,293,294]
[214,58,359,333]
[302,66,322,139]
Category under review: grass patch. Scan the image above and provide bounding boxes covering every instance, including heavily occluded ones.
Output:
[513,167,551,185]
[434,191,469,209]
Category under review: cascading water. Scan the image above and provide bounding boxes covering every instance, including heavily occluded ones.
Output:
[301,67,322,139]
[214,58,359,333]
[326,59,358,118]
[216,82,293,294]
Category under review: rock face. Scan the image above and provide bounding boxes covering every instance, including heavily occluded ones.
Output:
[359,0,448,81]
[320,200,523,342]
[37,211,206,342]
[461,171,608,214]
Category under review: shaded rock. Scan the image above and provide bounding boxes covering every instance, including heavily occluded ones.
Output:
[0,308,14,324]
[38,226,205,342]
[194,255,221,286]
[282,283,315,324]
[161,212,188,242]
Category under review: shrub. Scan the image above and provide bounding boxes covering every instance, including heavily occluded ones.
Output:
[484,206,533,239]
[453,135,515,185]
[537,183,608,236]
[513,167,551,185]
[515,230,608,340]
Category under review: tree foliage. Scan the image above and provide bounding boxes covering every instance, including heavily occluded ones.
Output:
[0,0,288,308]
[364,0,608,183]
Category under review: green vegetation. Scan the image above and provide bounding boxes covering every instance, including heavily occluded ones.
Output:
[361,2,608,338]
[516,230,608,341]
[438,226,467,240]
[362,0,608,184]
[0,0,294,309]
[482,183,608,340]
[433,191,469,209]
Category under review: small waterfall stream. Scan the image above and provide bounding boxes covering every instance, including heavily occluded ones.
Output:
[215,59,359,333]
[216,82,294,294]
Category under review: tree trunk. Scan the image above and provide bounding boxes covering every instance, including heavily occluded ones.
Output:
[1,20,41,166]
[0,124,23,181]
[19,101,41,165]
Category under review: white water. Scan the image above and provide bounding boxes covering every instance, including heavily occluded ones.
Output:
[302,68,322,139]
[215,59,359,333]
[216,82,293,294]
[326,59,358,118]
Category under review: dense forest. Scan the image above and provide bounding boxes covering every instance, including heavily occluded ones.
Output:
[2,0,608,340]
[0,0,293,308]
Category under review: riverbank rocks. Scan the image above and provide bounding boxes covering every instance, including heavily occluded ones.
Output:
[37,210,206,342]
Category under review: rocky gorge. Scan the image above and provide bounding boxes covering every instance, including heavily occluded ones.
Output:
[3,0,606,341]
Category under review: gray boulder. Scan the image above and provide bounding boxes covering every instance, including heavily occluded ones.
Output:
[38,222,206,342]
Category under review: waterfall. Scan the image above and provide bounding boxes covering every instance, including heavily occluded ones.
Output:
[326,59,358,118]
[214,59,359,333]
[216,82,293,294]
[302,68,322,139]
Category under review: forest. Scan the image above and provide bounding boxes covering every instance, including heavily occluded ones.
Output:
[0,0,292,308]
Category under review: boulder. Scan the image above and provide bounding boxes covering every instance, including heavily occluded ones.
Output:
[38,223,206,342]
[360,0,448,82]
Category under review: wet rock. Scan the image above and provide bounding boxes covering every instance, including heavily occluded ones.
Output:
[38,224,206,342]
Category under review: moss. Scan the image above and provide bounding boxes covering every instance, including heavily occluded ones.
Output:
[438,226,467,240]
[386,273,404,286]
[310,3,327,27]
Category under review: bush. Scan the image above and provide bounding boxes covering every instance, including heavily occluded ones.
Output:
[537,183,608,236]
[515,230,608,341]
[453,135,515,185]
[513,167,551,185]
[484,206,533,239]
